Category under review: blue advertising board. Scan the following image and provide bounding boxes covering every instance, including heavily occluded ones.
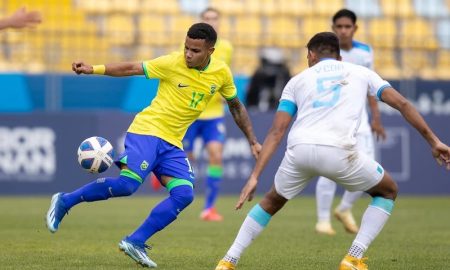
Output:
[0,112,448,195]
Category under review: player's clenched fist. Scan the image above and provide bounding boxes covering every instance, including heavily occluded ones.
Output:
[72,61,93,75]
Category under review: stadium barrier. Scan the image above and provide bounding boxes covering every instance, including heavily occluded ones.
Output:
[0,74,248,112]
[0,111,449,195]
[1,74,450,111]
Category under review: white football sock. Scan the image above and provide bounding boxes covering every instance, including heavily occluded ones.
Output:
[337,190,364,212]
[348,243,365,259]
[350,205,391,258]
[316,177,337,222]
[226,215,265,260]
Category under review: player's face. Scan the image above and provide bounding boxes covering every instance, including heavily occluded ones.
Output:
[201,10,220,32]
[332,17,357,46]
[184,37,215,69]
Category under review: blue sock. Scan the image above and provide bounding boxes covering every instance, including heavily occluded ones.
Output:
[205,165,223,210]
[62,175,141,210]
[127,184,194,244]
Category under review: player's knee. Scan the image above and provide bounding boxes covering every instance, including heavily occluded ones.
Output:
[170,184,194,211]
[208,155,222,165]
[381,174,399,200]
[261,187,288,215]
[110,175,140,197]
[385,180,398,200]
[207,143,223,164]
[368,178,398,201]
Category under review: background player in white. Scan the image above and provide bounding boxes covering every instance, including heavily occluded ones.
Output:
[315,8,386,235]
[215,32,450,270]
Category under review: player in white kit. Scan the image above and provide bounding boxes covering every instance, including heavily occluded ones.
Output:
[215,32,450,270]
[315,9,386,236]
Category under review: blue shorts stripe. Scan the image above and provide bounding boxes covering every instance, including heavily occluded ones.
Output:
[377,165,383,174]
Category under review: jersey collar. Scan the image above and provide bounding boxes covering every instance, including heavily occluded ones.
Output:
[319,57,336,62]
[195,57,211,72]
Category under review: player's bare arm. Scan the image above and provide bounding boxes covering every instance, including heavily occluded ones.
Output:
[368,95,386,141]
[72,61,144,77]
[0,7,41,30]
[236,111,292,210]
[226,97,261,159]
[381,88,450,169]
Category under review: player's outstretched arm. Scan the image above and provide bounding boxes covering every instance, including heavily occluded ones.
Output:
[0,7,41,30]
[72,61,144,77]
[381,88,450,169]
[227,97,261,159]
[368,95,386,141]
[235,111,292,210]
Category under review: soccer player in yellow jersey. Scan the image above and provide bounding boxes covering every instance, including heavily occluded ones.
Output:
[182,7,233,222]
[45,23,261,268]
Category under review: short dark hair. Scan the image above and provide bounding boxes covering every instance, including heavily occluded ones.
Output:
[307,32,340,58]
[187,22,217,47]
[332,9,357,24]
[200,7,220,18]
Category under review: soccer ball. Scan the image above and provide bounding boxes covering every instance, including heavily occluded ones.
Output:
[77,136,114,173]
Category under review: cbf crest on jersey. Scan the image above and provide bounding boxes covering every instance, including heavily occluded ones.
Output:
[210,84,217,94]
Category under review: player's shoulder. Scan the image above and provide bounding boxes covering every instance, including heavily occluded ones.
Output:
[210,56,230,71]
[352,40,372,53]
[285,68,308,89]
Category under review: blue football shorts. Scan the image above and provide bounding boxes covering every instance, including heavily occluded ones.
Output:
[182,117,226,152]
[115,132,195,183]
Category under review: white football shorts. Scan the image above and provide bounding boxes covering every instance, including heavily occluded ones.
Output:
[356,132,375,159]
[274,144,384,200]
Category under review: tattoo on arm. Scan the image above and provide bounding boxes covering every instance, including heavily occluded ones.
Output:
[227,98,258,145]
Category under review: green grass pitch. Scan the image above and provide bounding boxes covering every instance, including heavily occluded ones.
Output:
[0,195,449,269]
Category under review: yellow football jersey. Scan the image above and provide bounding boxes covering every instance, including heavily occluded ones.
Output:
[198,38,233,119]
[127,51,237,149]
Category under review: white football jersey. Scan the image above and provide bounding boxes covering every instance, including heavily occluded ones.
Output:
[341,40,374,135]
[341,40,374,69]
[281,59,389,149]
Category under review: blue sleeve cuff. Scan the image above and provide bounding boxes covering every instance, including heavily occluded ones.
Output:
[277,99,298,117]
[376,84,391,102]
